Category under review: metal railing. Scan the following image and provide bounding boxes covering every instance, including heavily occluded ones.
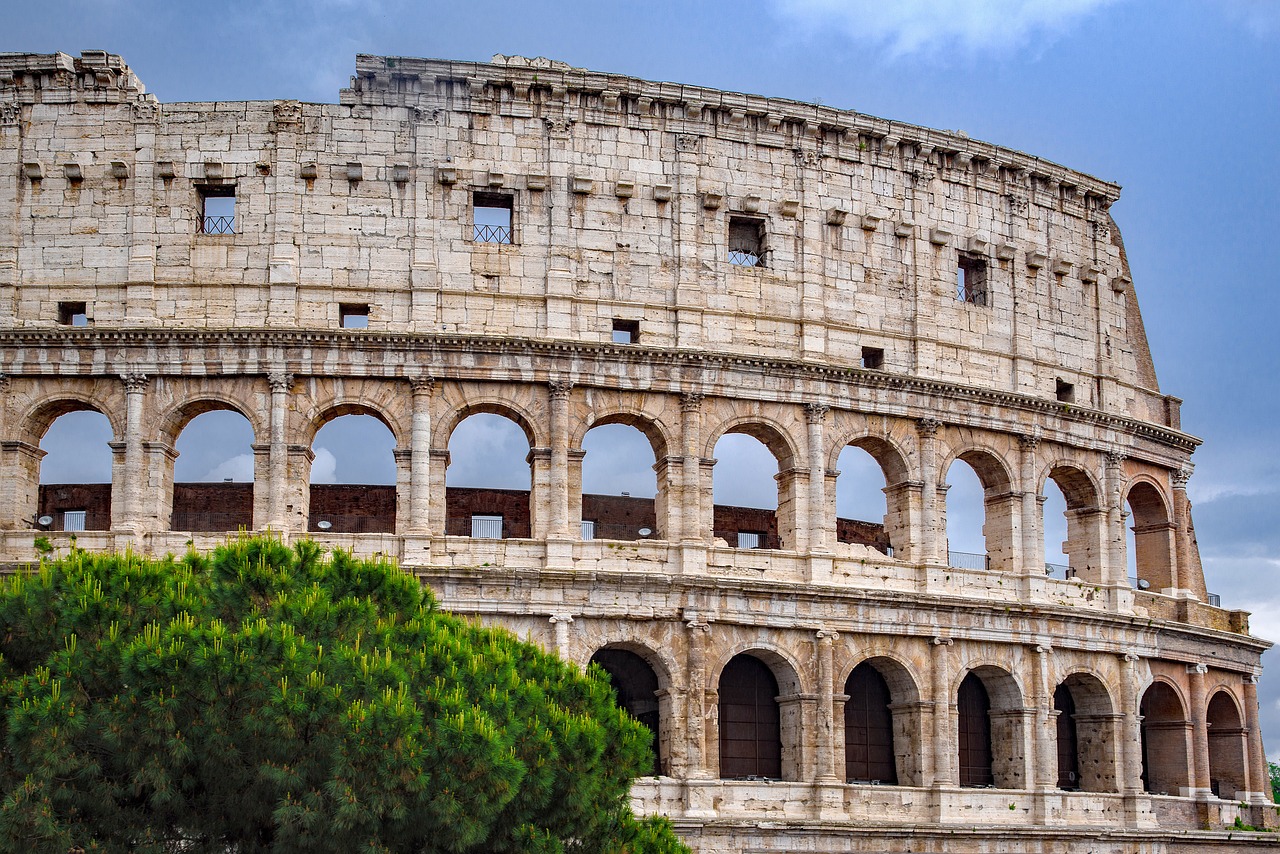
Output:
[728,248,762,267]
[1208,592,1222,607]
[200,215,236,235]
[470,516,504,539]
[171,511,252,532]
[473,223,512,244]
[948,550,990,571]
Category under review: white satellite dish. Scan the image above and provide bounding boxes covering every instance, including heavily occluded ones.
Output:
[317,520,332,530]
[37,515,53,527]
[1136,578,1150,590]
[638,527,652,537]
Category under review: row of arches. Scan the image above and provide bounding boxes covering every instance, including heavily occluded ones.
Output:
[590,644,1253,799]
[7,380,1194,593]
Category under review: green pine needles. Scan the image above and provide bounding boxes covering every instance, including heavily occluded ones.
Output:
[0,537,689,854]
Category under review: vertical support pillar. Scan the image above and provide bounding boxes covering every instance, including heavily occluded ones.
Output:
[1119,653,1151,827]
[1244,674,1271,803]
[930,636,954,786]
[1171,466,1206,599]
[916,418,943,564]
[1019,434,1043,578]
[407,377,434,533]
[1104,450,1128,590]
[680,393,704,543]
[1033,644,1057,794]
[429,449,451,537]
[548,613,574,659]
[548,380,573,538]
[814,629,839,782]
[684,612,711,779]
[805,404,831,554]
[267,372,293,531]
[118,373,149,533]
[1188,663,1211,797]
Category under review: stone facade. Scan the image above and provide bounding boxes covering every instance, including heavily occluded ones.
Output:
[0,51,1274,851]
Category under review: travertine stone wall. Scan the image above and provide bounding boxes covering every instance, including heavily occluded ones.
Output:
[0,51,1272,852]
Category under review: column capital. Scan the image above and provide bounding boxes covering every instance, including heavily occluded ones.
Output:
[1186,662,1208,675]
[548,612,574,625]
[120,372,149,393]
[1034,643,1052,655]
[1172,464,1193,489]
[1104,449,1126,468]
[1247,672,1261,685]
[1123,652,1141,663]
[268,371,293,393]
[815,628,838,642]
[408,375,436,395]
[931,636,953,646]
[0,373,9,394]
[1018,433,1041,451]
[548,379,573,400]
[680,392,704,413]
[804,402,830,423]
[916,416,941,437]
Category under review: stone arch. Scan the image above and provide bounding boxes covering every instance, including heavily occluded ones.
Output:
[304,402,401,534]
[1052,670,1119,792]
[163,398,260,533]
[575,409,673,461]
[706,416,802,550]
[1206,689,1248,798]
[841,653,925,786]
[955,663,1027,789]
[436,398,542,452]
[709,642,806,782]
[1041,462,1106,584]
[578,411,670,541]
[442,402,538,539]
[831,433,914,559]
[940,444,1018,572]
[1126,478,1175,591]
[1139,679,1191,796]
[589,644,668,776]
[18,393,124,446]
[302,400,405,450]
[24,398,119,533]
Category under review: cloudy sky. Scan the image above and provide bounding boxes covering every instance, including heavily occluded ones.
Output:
[11,0,1280,753]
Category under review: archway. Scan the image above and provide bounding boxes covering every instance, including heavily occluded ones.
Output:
[712,431,784,549]
[835,445,893,556]
[1127,482,1175,591]
[446,412,532,539]
[580,422,659,541]
[39,409,113,531]
[957,666,1026,789]
[1044,466,1105,583]
[718,653,782,779]
[844,662,897,784]
[308,413,397,533]
[945,460,988,570]
[171,409,255,531]
[1053,672,1117,792]
[590,648,662,776]
[1140,682,1191,795]
[958,672,993,787]
[1206,690,1248,798]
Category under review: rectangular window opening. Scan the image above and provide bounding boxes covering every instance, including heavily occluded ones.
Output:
[581,520,597,540]
[58,301,88,327]
[612,319,640,344]
[473,191,513,244]
[861,346,884,370]
[62,510,86,532]
[339,303,370,329]
[957,254,988,305]
[728,216,766,267]
[736,530,764,550]
[471,514,504,539]
[198,184,236,235]
[1056,379,1075,403]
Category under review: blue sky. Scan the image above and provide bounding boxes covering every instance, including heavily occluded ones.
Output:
[10,0,1280,753]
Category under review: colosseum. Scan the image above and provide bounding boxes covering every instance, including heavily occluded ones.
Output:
[0,49,1274,851]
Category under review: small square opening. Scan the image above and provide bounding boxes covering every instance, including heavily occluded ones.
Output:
[198,184,236,235]
[471,514,504,539]
[340,303,370,329]
[612,319,640,344]
[957,254,988,305]
[861,347,885,370]
[728,216,766,267]
[58,301,88,327]
[1056,379,1075,403]
[473,191,513,244]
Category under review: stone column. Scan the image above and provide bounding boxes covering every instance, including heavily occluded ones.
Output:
[548,380,573,538]
[930,636,954,785]
[266,372,293,531]
[1033,644,1057,792]
[1104,451,1127,587]
[429,449,451,535]
[1188,663,1211,796]
[1171,466,1205,599]
[684,613,711,777]
[917,418,943,564]
[1244,674,1271,803]
[680,394,705,543]
[805,404,831,554]
[548,613,574,659]
[814,629,839,782]
[1119,653,1144,793]
[1019,434,1043,577]
[407,377,434,533]
[118,373,149,532]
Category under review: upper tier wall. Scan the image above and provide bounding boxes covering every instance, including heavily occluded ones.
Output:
[0,51,1172,428]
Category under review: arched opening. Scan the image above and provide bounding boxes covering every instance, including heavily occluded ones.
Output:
[1053,673,1118,792]
[308,413,397,533]
[171,409,255,531]
[958,672,993,787]
[1127,482,1175,591]
[1044,466,1105,583]
[446,412,532,539]
[579,422,659,541]
[844,663,897,784]
[945,459,988,570]
[1140,682,1191,796]
[589,648,662,776]
[1206,690,1248,798]
[38,409,113,531]
[712,430,786,550]
[835,444,892,556]
[718,653,782,779]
